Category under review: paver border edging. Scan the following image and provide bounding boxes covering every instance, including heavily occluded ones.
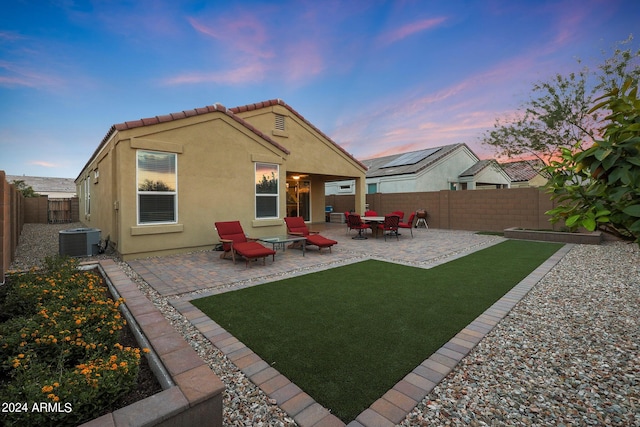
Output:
[78,259,225,427]
[171,244,573,427]
[504,227,602,244]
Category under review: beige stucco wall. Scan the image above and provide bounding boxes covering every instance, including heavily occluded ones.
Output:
[77,106,366,260]
[235,104,367,221]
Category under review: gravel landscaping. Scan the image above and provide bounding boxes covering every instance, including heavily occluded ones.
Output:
[8,223,639,426]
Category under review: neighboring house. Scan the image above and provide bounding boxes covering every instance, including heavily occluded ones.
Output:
[7,175,77,198]
[458,159,512,190]
[501,159,548,188]
[325,143,511,195]
[76,99,367,260]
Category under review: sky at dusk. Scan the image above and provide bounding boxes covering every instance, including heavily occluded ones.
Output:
[1,0,638,178]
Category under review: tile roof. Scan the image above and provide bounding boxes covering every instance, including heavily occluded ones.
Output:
[6,175,76,194]
[81,99,365,179]
[501,160,546,182]
[100,102,290,155]
[459,159,494,177]
[362,143,468,178]
[229,99,367,171]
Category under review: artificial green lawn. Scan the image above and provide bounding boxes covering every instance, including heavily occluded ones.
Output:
[192,240,563,422]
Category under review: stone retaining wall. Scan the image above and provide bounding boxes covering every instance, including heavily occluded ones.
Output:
[80,259,224,427]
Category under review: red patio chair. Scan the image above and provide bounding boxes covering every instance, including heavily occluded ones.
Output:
[284,216,338,253]
[347,213,370,240]
[214,221,276,267]
[364,210,378,217]
[391,210,405,221]
[398,212,415,238]
[377,214,400,241]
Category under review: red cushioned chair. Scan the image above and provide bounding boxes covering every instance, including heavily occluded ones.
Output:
[347,213,370,240]
[215,221,275,267]
[284,216,338,253]
[391,210,405,221]
[377,214,400,241]
[398,212,415,238]
[364,210,378,217]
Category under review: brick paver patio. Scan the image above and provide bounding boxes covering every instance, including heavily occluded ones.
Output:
[122,223,571,426]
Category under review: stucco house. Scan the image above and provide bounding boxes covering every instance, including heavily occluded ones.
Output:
[325,143,510,195]
[76,99,367,260]
[501,159,548,188]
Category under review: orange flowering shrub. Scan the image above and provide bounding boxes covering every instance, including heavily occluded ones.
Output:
[0,257,150,426]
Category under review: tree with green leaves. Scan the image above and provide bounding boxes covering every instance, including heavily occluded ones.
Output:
[11,180,39,197]
[544,78,640,244]
[482,36,640,163]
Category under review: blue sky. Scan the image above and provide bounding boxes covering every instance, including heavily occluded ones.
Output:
[1,0,638,178]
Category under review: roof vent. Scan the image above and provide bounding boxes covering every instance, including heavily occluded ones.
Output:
[275,114,285,131]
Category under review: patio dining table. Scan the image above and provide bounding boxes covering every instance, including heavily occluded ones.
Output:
[362,216,386,238]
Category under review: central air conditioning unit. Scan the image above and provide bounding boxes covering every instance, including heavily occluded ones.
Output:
[59,228,101,257]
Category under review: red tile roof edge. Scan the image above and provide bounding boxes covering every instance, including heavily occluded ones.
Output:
[108,103,288,153]
[80,103,293,180]
[230,99,368,171]
[80,99,366,180]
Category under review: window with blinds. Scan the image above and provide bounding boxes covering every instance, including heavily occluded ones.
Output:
[137,150,177,224]
[255,162,279,218]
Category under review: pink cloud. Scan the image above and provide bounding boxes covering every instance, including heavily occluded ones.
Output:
[163,62,268,85]
[29,160,58,168]
[283,41,325,81]
[169,11,329,86]
[188,15,273,59]
[0,31,25,42]
[0,61,64,89]
[378,17,447,47]
[329,58,533,161]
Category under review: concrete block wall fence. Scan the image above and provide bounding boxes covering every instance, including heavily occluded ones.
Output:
[327,187,560,232]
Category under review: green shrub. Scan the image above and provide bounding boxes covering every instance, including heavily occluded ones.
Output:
[545,78,640,244]
[0,257,148,426]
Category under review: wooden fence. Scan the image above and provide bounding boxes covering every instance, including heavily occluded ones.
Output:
[48,198,75,223]
[22,196,79,224]
[1,171,24,281]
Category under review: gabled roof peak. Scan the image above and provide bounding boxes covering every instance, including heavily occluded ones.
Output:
[80,99,366,179]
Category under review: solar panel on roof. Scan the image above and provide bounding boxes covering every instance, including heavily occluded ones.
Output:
[381,147,440,168]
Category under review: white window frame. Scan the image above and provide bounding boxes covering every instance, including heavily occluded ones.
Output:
[136,150,178,225]
[84,176,90,216]
[255,162,279,219]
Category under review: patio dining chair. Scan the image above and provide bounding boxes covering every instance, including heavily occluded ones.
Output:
[347,214,370,240]
[391,210,405,221]
[284,216,338,253]
[398,212,415,237]
[214,221,276,267]
[378,214,400,241]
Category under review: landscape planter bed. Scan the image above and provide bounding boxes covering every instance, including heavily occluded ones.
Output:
[80,260,224,427]
[503,227,602,245]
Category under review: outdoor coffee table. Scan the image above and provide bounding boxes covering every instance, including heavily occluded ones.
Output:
[258,235,307,256]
